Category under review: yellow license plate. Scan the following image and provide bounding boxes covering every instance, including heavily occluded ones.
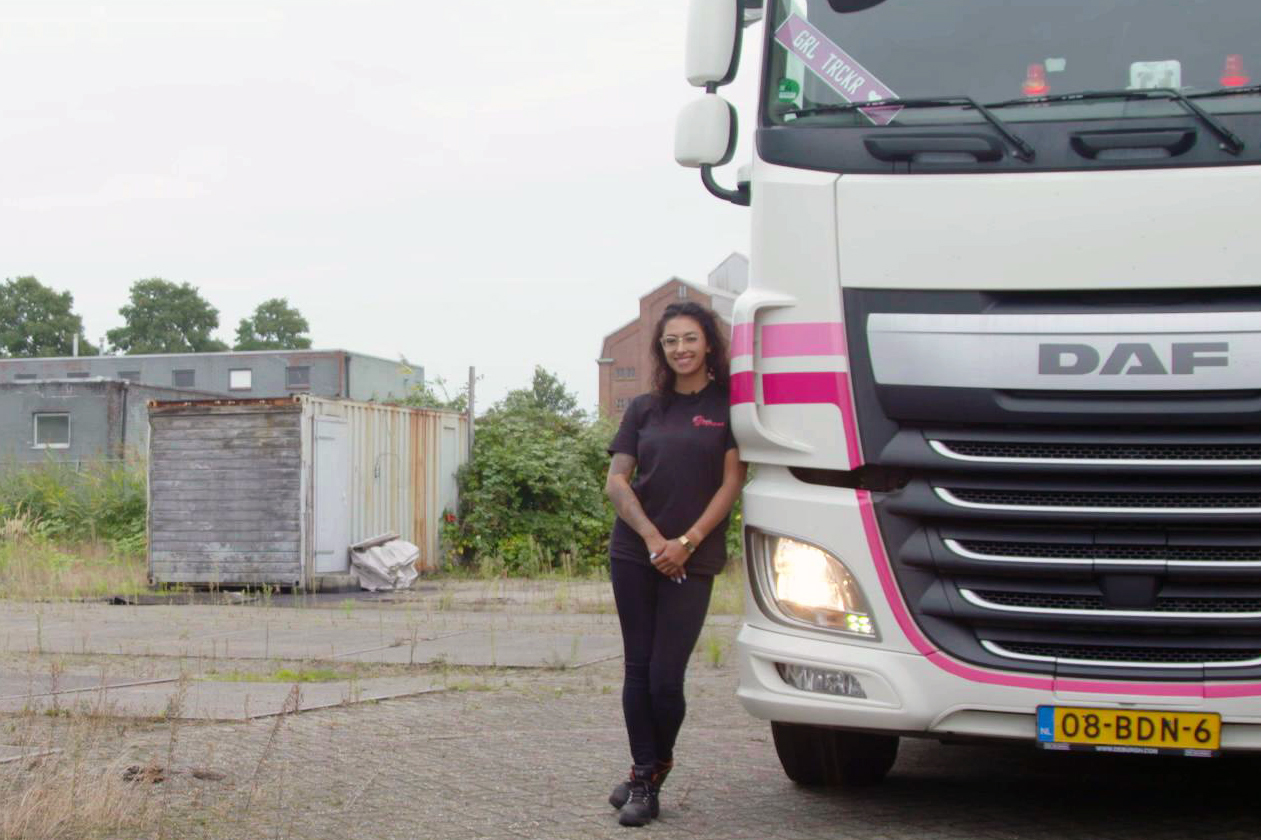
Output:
[1037,706,1220,755]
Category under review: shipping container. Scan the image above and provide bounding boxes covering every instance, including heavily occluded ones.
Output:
[146,395,468,587]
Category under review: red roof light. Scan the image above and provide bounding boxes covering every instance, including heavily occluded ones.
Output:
[1022,63,1048,96]
[1221,54,1250,88]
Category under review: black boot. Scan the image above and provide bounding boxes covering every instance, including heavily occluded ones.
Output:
[609,759,672,813]
[618,764,658,827]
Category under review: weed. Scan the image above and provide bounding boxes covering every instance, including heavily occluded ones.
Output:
[446,678,495,692]
[542,636,582,671]
[201,667,345,684]
[700,633,728,668]
[709,562,747,616]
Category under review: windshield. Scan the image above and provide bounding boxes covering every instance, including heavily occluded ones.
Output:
[764,0,1261,126]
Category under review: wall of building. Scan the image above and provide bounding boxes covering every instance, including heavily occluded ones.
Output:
[346,353,423,403]
[0,380,210,462]
[0,350,421,401]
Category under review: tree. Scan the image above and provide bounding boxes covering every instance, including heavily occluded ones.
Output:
[444,368,611,575]
[0,276,98,357]
[106,279,227,354]
[233,298,312,350]
[396,375,470,413]
[500,366,584,420]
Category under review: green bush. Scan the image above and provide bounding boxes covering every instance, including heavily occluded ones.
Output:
[0,458,147,555]
[443,368,613,576]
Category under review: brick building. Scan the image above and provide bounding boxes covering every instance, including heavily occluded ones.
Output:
[597,254,748,421]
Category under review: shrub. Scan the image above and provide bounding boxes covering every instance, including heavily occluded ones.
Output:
[443,368,612,576]
[0,458,147,553]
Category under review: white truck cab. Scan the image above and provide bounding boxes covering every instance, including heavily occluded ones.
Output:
[677,0,1261,785]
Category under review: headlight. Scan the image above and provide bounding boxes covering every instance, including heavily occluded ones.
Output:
[750,529,877,639]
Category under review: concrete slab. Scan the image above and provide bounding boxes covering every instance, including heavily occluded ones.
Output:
[338,630,624,668]
[0,673,178,701]
[0,601,637,670]
[0,674,448,721]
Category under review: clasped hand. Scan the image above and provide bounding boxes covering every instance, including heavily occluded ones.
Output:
[647,536,690,581]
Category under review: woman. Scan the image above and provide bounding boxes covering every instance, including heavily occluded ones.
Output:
[604,301,745,827]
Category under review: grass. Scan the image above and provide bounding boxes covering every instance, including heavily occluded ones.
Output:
[200,667,346,684]
[709,560,748,616]
[699,631,729,668]
[0,459,149,601]
[0,536,148,602]
[0,707,161,840]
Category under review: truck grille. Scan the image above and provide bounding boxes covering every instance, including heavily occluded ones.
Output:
[950,539,1261,565]
[940,487,1261,511]
[844,287,1261,681]
[936,440,1261,463]
[983,641,1261,667]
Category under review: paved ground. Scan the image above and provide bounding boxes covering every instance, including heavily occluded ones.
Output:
[3,579,1261,839]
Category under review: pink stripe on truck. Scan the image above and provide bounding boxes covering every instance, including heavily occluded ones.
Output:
[731,323,754,358]
[729,321,845,359]
[761,322,846,357]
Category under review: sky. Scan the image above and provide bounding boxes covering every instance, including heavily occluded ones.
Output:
[0,0,763,413]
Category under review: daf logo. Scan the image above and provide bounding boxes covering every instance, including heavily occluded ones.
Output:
[1038,342,1229,375]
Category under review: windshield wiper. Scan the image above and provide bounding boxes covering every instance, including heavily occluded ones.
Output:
[1188,84,1261,100]
[781,95,1035,162]
[987,88,1244,155]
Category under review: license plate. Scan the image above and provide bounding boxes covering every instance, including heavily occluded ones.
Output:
[1037,706,1220,757]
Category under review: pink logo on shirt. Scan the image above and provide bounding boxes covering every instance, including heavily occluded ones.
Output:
[693,415,725,428]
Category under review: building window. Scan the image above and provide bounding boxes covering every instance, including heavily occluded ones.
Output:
[229,369,253,391]
[66,371,90,379]
[614,367,636,380]
[615,397,628,411]
[33,413,70,449]
[14,373,37,381]
[286,365,311,389]
[119,371,140,383]
[172,369,195,388]
[677,284,688,299]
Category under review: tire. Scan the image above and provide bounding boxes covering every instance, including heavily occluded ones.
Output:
[770,722,899,787]
[771,721,831,785]
[830,730,898,787]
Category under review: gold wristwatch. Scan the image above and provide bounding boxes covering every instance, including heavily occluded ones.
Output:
[677,535,696,554]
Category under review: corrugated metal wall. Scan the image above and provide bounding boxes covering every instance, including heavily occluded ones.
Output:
[148,402,304,585]
[309,398,467,573]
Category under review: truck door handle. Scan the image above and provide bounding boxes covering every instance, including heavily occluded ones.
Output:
[864,134,1005,163]
[1070,129,1196,159]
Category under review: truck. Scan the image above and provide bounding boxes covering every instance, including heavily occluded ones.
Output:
[674,0,1261,785]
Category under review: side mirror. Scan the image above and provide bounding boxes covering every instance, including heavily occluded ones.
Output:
[686,0,742,88]
[675,95,737,168]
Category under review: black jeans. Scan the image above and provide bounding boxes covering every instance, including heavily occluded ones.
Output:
[610,558,714,767]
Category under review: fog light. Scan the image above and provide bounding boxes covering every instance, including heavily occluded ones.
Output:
[776,663,867,698]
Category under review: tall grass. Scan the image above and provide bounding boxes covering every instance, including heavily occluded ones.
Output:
[0,459,149,599]
[0,459,147,550]
[0,711,161,840]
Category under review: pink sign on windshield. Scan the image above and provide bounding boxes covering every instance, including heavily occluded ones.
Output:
[774,13,901,126]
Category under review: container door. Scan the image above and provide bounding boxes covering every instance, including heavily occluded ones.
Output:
[440,421,459,516]
[313,417,350,574]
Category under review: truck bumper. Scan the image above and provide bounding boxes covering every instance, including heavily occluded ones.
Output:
[737,621,1261,751]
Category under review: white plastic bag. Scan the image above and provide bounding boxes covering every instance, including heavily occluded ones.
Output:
[350,537,420,591]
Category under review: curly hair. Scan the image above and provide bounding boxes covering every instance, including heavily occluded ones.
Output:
[650,301,730,400]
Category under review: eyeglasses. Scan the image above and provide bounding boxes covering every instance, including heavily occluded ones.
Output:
[660,333,702,350]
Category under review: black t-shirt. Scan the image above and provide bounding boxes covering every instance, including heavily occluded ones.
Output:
[607,384,738,575]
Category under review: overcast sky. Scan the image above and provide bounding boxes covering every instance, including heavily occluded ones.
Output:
[0,0,762,412]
